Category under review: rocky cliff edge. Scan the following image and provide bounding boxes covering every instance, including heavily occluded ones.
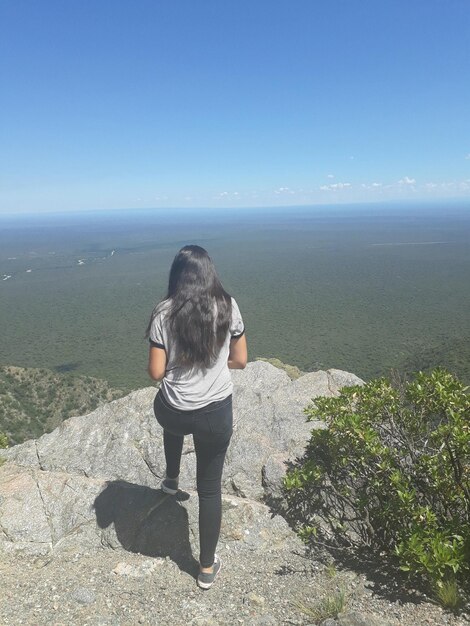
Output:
[1,362,461,626]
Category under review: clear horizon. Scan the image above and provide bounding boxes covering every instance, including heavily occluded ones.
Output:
[1,1,470,213]
[1,199,470,222]
[0,198,465,217]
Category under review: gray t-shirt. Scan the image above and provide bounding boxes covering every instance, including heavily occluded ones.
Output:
[149,296,245,410]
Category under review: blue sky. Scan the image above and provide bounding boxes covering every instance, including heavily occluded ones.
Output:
[1,0,470,212]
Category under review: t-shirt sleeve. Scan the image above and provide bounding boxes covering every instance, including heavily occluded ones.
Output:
[230,298,245,338]
[149,312,165,349]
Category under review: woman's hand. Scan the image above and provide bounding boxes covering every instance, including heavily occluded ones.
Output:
[148,346,167,381]
[228,334,248,369]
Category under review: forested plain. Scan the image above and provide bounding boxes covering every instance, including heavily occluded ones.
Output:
[1,203,470,390]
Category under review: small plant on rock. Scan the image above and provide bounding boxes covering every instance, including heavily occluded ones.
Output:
[295,587,347,622]
[436,579,462,610]
[284,368,470,607]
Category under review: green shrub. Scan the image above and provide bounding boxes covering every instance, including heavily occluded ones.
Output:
[284,368,470,601]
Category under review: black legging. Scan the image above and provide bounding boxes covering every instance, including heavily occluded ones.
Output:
[153,389,233,568]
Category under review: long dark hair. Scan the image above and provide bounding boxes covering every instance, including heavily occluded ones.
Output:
[146,245,232,369]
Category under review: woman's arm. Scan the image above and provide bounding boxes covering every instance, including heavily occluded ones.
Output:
[148,346,167,381]
[228,334,248,369]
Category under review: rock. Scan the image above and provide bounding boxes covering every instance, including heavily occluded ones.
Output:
[113,558,164,577]
[252,615,279,625]
[0,360,365,626]
[69,585,96,604]
[1,389,162,488]
[320,620,339,626]
[0,361,363,503]
[0,461,299,558]
[326,369,363,390]
[337,611,394,626]
[247,592,266,609]
[0,462,106,555]
[0,360,463,626]
[262,455,289,502]
[0,360,363,565]
[228,364,362,500]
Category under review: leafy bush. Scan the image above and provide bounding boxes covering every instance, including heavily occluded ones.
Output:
[284,368,470,601]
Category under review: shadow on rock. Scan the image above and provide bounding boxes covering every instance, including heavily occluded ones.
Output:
[93,480,198,578]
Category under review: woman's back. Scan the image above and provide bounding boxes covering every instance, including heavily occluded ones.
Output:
[149,295,245,409]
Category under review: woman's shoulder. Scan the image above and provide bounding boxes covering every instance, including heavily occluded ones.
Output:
[230,296,242,310]
[154,298,172,317]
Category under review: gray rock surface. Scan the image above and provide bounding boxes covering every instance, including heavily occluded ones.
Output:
[2,361,362,559]
[336,612,395,626]
[1,361,363,501]
[0,461,296,558]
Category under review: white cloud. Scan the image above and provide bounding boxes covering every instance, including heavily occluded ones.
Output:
[274,187,295,195]
[424,179,470,192]
[361,182,382,189]
[216,190,240,199]
[465,153,470,160]
[398,176,416,185]
[320,182,352,191]
[327,174,334,179]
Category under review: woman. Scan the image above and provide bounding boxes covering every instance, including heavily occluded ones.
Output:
[146,245,247,589]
